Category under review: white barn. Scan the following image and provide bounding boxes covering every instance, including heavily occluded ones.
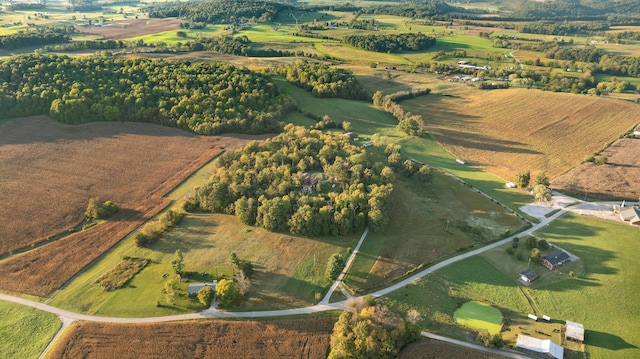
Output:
[516,334,564,359]
[566,320,585,342]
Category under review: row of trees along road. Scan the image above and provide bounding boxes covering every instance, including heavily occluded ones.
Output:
[187,124,395,235]
[0,54,294,135]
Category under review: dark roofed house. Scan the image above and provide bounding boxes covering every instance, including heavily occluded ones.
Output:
[541,251,570,271]
[520,269,538,283]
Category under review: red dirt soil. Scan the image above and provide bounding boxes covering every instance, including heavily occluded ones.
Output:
[47,317,334,359]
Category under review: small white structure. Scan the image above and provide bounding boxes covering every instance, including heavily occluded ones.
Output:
[456,159,465,165]
[543,315,551,322]
[506,182,516,188]
[565,320,585,342]
[516,334,564,359]
[633,130,640,136]
[528,314,538,321]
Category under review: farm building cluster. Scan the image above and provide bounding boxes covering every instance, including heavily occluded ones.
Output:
[515,319,585,359]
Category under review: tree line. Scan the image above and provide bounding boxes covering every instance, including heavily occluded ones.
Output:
[372,90,425,136]
[146,0,293,24]
[276,60,369,100]
[186,124,395,235]
[0,54,294,135]
[343,33,436,53]
[0,27,72,50]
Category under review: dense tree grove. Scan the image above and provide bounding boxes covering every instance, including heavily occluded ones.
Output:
[188,125,395,235]
[328,301,420,359]
[0,54,294,134]
[277,60,369,100]
[359,0,461,19]
[343,33,436,53]
[0,27,72,50]
[516,20,609,35]
[147,0,293,24]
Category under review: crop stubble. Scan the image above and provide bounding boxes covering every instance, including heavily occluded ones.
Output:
[0,116,260,296]
[47,317,333,359]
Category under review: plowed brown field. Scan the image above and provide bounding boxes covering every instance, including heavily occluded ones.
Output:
[397,338,504,359]
[47,317,333,359]
[402,89,640,183]
[0,116,262,296]
[552,137,640,200]
[76,18,182,40]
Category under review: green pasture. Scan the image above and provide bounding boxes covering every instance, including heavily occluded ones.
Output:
[383,255,531,339]
[0,301,60,359]
[482,242,585,289]
[125,25,227,45]
[532,214,640,359]
[454,301,502,335]
[239,24,331,43]
[343,172,524,294]
[314,43,411,64]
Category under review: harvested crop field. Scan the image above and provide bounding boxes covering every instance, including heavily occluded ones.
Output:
[76,18,182,40]
[47,317,334,359]
[552,138,640,200]
[397,337,504,359]
[401,89,640,182]
[0,116,261,295]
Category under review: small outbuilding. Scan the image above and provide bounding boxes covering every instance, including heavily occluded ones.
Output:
[187,281,218,297]
[541,251,570,271]
[619,207,640,226]
[520,269,538,283]
[343,132,359,141]
[516,334,564,359]
[565,320,585,342]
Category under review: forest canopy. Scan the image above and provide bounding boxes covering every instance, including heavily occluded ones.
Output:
[277,60,369,100]
[0,54,294,134]
[188,125,395,235]
[147,0,293,24]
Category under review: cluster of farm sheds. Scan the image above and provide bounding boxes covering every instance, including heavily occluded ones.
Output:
[516,320,584,359]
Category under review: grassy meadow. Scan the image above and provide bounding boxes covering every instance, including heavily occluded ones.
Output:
[0,301,61,359]
[384,213,640,358]
[532,214,640,359]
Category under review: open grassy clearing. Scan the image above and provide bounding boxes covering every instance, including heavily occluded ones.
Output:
[401,88,640,184]
[344,173,524,293]
[382,255,532,340]
[46,316,334,359]
[124,25,227,45]
[0,301,61,359]
[77,18,184,40]
[314,42,411,64]
[239,24,333,43]
[552,138,640,200]
[531,214,640,359]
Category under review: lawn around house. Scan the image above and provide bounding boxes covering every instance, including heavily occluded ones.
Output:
[531,214,640,359]
[0,301,61,359]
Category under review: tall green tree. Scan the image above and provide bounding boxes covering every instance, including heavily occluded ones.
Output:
[171,250,184,276]
[215,279,240,307]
